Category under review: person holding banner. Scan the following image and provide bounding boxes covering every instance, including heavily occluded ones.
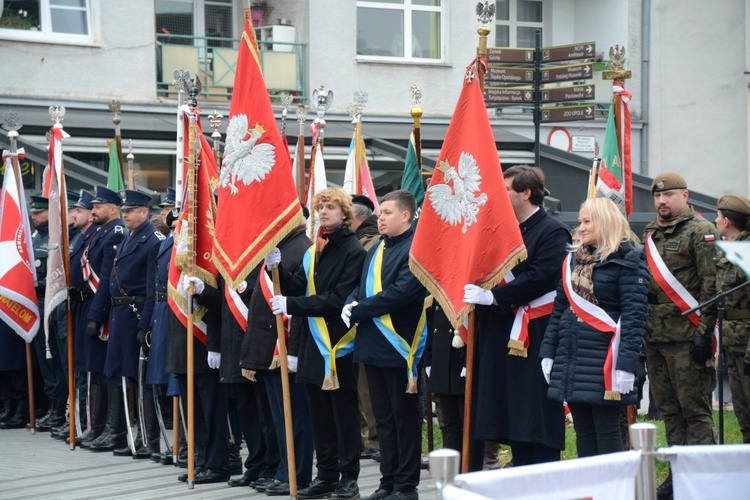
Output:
[465,165,570,466]
[714,195,750,443]
[265,187,366,500]
[540,197,649,458]
[239,216,314,496]
[641,173,718,500]
[344,189,426,500]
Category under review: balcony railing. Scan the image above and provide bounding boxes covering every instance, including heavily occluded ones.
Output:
[155,33,307,104]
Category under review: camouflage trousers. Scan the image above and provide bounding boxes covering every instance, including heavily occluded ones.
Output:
[726,351,750,443]
[645,342,717,446]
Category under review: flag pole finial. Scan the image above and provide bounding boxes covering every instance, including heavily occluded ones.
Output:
[475,1,495,26]
[603,45,632,80]
[126,139,134,161]
[410,84,423,121]
[108,99,122,127]
[48,106,65,129]
[280,95,294,138]
[353,90,368,121]
[2,110,22,148]
[312,85,333,143]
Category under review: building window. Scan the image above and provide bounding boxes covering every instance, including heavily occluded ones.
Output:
[0,0,93,42]
[495,0,544,48]
[357,0,443,61]
[155,0,234,47]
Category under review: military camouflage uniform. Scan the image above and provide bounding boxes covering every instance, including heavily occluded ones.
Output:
[643,207,718,446]
[715,231,750,443]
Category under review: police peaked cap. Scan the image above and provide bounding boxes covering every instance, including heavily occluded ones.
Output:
[158,186,176,207]
[119,190,153,209]
[717,195,750,217]
[74,189,95,210]
[29,195,49,213]
[91,185,122,206]
[650,172,687,194]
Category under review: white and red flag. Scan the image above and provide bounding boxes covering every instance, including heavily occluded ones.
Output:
[0,152,40,342]
[409,60,526,328]
[212,12,303,288]
[343,119,379,212]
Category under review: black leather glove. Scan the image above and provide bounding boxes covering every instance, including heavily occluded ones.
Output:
[86,321,101,338]
[690,335,713,365]
[743,356,750,377]
[137,330,149,347]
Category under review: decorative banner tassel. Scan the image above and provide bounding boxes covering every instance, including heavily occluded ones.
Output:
[604,390,621,401]
[406,374,418,394]
[241,369,257,382]
[322,373,340,391]
[507,339,528,357]
[451,331,465,348]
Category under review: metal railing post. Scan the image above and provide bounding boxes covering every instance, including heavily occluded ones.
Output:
[629,423,658,500]
[429,449,461,499]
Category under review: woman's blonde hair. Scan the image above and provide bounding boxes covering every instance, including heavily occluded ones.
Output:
[312,187,356,227]
[572,197,633,260]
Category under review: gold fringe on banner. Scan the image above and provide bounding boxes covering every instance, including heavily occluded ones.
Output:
[604,390,621,401]
[507,339,528,357]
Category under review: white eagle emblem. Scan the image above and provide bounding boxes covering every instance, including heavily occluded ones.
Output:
[427,152,488,233]
[220,114,276,195]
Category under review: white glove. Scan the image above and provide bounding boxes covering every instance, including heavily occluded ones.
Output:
[207,351,221,369]
[425,366,431,378]
[463,284,494,306]
[264,247,281,268]
[460,367,466,378]
[270,295,287,315]
[183,275,204,295]
[541,358,553,384]
[341,301,358,328]
[616,370,635,394]
[287,355,298,373]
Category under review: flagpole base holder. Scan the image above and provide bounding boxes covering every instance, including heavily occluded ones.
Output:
[188,481,194,490]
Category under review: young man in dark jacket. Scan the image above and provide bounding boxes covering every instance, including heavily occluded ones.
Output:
[266,188,366,500]
[343,190,426,500]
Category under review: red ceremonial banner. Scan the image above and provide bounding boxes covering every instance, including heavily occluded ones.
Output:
[409,60,527,328]
[212,12,302,288]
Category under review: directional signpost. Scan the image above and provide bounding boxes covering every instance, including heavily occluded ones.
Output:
[483,37,597,165]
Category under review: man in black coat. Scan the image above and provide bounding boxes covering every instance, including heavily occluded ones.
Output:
[344,190,426,500]
[464,165,569,466]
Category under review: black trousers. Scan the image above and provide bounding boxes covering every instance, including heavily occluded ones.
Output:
[236,377,280,480]
[177,372,229,472]
[567,402,623,458]
[306,383,361,481]
[435,392,483,472]
[32,303,67,401]
[365,364,421,492]
[505,439,560,466]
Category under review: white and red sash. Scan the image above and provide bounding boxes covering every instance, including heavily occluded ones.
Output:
[225,282,249,331]
[81,246,99,293]
[562,254,622,400]
[507,290,556,357]
[644,233,701,326]
[259,264,290,363]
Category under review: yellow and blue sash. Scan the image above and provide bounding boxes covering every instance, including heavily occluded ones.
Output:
[302,245,357,390]
[366,241,427,393]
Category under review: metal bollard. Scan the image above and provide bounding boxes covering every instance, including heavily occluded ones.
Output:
[629,423,658,500]
[429,448,461,498]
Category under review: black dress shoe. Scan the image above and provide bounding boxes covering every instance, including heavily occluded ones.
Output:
[363,488,392,500]
[384,490,418,500]
[298,477,339,499]
[194,469,231,484]
[228,474,257,487]
[253,477,276,491]
[264,480,290,496]
[371,451,381,462]
[360,448,378,459]
[178,468,205,482]
[331,479,360,500]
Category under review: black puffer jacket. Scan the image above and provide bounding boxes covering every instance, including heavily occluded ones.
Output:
[540,243,650,405]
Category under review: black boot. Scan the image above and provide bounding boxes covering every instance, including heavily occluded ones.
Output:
[51,421,71,440]
[90,387,127,452]
[46,399,67,430]
[77,384,108,446]
[0,396,29,429]
[134,390,160,459]
[35,401,57,431]
[656,472,673,500]
[0,399,14,423]
[229,440,242,475]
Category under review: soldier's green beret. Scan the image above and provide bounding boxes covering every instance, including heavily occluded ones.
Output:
[717,195,750,217]
[651,172,687,194]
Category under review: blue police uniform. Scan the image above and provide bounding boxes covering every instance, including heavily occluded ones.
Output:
[146,232,173,385]
[104,191,164,379]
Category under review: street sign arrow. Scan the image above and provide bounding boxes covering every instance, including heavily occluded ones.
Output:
[486,46,535,64]
[540,62,594,83]
[541,42,596,64]
[540,84,596,104]
[540,104,596,123]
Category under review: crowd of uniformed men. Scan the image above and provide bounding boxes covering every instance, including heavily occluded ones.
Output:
[1,167,749,500]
